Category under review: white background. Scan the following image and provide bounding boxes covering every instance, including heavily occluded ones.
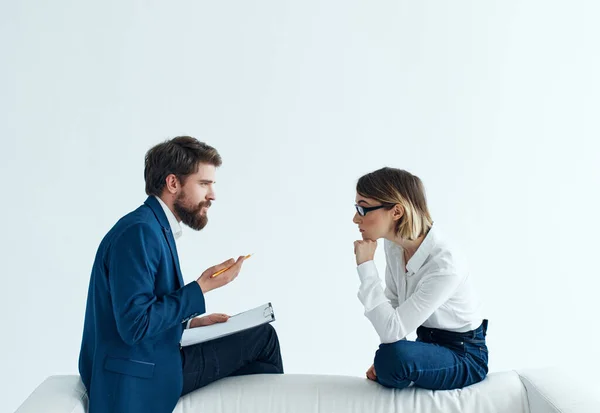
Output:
[1,1,599,411]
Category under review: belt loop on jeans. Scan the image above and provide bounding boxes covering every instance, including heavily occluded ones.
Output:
[482,319,488,336]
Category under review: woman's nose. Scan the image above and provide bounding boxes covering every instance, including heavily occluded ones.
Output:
[353,213,361,224]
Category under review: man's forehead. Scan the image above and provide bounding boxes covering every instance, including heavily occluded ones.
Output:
[194,163,217,180]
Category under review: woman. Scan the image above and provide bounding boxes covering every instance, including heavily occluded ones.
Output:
[352,167,488,390]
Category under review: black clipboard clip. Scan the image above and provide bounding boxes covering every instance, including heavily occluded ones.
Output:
[263,302,275,321]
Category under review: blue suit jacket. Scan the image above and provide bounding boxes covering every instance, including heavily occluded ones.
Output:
[79,197,206,413]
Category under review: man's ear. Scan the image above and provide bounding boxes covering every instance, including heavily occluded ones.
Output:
[392,204,404,222]
[165,174,179,194]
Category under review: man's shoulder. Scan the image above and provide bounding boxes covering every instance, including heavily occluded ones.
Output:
[104,203,162,243]
[121,202,156,223]
[92,203,166,270]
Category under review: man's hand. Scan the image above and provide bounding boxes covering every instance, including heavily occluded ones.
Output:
[189,313,230,328]
[354,240,377,266]
[196,256,247,293]
[366,364,377,381]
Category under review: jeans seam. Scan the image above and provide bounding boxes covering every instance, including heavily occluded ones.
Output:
[411,361,463,376]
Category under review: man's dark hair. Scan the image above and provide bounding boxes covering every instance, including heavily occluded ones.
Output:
[144,136,222,197]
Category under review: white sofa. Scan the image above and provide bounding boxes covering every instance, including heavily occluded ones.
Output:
[15,368,599,413]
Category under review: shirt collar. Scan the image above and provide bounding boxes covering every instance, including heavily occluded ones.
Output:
[154,196,183,241]
[405,224,436,276]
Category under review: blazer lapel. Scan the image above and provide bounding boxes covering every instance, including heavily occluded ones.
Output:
[145,197,185,289]
[162,227,185,289]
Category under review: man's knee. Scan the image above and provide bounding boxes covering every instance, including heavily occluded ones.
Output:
[260,324,279,343]
[256,324,281,351]
[258,324,283,373]
[245,323,276,340]
[261,323,276,335]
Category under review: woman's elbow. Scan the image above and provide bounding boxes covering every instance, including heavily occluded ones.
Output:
[377,322,404,344]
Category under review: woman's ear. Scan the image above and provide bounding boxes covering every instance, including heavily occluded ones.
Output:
[392,204,404,222]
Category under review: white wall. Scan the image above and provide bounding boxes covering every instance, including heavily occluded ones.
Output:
[2,1,599,411]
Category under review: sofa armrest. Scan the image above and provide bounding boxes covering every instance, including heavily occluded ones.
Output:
[14,376,87,413]
[517,368,600,413]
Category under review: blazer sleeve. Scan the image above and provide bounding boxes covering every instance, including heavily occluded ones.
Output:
[108,223,206,345]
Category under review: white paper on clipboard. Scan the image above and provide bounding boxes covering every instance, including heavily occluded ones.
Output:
[180,302,275,347]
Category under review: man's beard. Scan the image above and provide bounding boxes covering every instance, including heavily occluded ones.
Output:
[173,195,210,231]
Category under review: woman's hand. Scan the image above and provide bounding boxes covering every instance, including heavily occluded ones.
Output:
[366,364,377,381]
[354,240,377,266]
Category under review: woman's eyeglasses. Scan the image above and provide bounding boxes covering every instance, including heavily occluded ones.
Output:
[355,204,391,217]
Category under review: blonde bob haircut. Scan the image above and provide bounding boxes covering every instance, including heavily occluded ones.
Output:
[356,167,433,240]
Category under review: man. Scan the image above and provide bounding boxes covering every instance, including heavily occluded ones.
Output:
[79,136,283,413]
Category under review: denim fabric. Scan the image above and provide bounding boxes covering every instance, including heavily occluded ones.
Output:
[374,320,489,390]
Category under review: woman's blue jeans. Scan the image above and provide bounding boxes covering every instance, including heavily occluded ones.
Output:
[374,320,489,390]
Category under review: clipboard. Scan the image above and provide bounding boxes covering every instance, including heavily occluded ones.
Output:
[180,302,276,347]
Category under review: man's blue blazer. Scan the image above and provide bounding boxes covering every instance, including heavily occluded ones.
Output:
[79,196,205,413]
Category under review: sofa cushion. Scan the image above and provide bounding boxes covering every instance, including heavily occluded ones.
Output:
[175,372,529,413]
[16,371,529,413]
[15,375,87,413]
[518,368,600,413]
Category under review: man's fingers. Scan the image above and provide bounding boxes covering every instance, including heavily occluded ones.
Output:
[219,258,236,269]
[229,256,245,273]
[211,258,235,273]
[214,314,229,323]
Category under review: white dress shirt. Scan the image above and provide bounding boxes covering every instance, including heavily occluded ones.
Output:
[155,196,193,328]
[357,224,482,344]
[155,196,183,241]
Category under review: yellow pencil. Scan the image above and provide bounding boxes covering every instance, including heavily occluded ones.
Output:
[210,254,253,278]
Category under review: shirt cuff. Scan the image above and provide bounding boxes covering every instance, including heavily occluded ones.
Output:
[357,260,379,283]
[185,319,193,329]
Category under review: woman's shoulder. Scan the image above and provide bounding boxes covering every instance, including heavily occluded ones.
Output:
[426,226,468,275]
